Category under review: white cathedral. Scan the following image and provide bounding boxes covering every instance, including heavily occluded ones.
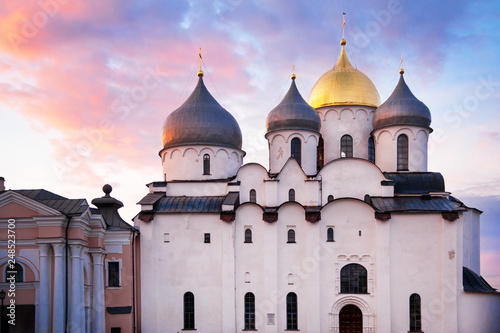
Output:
[134,37,500,333]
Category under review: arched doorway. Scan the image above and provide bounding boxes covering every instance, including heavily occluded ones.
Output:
[339,304,362,333]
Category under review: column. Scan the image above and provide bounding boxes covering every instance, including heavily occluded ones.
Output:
[69,244,83,333]
[52,244,65,333]
[38,244,51,333]
[79,251,86,330]
[91,252,106,333]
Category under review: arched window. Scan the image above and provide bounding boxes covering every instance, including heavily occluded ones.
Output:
[183,292,195,329]
[287,229,296,243]
[340,263,368,294]
[244,292,256,330]
[409,293,421,332]
[286,292,298,330]
[203,154,210,175]
[291,138,301,166]
[340,135,353,158]
[397,134,409,171]
[317,136,324,172]
[368,136,375,163]
[327,228,334,242]
[249,189,256,203]
[6,263,24,282]
[327,195,334,202]
[288,189,295,202]
[244,229,252,243]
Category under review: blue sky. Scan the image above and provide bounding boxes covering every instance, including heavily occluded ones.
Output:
[0,0,499,287]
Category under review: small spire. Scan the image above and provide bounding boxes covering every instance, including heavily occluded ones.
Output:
[197,48,204,77]
[291,60,296,80]
[399,54,405,74]
[342,12,346,39]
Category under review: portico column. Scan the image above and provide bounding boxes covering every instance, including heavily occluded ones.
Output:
[91,252,106,333]
[38,243,51,333]
[69,244,83,333]
[52,244,65,333]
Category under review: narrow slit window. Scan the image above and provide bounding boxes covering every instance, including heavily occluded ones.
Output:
[397,134,409,171]
[288,189,295,202]
[108,262,120,287]
[368,136,375,163]
[409,293,422,332]
[184,292,195,329]
[291,138,302,166]
[204,233,211,243]
[244,292,256,330]
[203,154,210,175]
[287,229,296,243]
[286,292,298,330]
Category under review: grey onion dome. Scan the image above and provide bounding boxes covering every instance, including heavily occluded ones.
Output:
[266,78,321,133]
[373,73,431,130]
[162,75,242,150]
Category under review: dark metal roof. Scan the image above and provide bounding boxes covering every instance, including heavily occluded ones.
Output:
[14,189,88,216]
[373,74,431,130]
[384,172,445,194]
[463,267,499,293]
[137,192,165,205]
[154,196,227,213]
[370,196,457,213]
[161,76,242,150]
[266,79,321,133]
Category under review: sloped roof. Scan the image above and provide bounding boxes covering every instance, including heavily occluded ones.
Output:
[463,267,499,293]
[370,196,459,213]
[137,193,239,213]
[14,189,88,216]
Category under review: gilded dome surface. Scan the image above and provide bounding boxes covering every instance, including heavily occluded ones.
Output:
[307,40,381,108]
[266,77,321,134]
[161,76,242,150]
[372,73,431,130]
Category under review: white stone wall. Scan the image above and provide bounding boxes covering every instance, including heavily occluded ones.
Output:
[161,145,244,181]
[373,125,430,172]
[458,292,500,332]
[316,105,376,164]
[266,130,320,176]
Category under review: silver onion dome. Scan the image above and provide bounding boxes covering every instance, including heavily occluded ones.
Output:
[266,76,321,134]
[162,75,242,150]
[373,73,431,130]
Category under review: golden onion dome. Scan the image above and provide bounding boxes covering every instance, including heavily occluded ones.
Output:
[307,39,381,108]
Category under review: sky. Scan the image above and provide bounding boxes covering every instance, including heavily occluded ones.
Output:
[0,0,499,288]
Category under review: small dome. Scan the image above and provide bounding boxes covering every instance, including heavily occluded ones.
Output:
[308,39,381,108]
[266,76,321,133]
[162,75,242,150]
[373,73,431,130]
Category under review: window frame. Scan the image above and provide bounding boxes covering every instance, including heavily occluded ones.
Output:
[183,292,195,330]
[409,293,422,332]
[105,259,122,288]
[340,263,368,294]
[290,137,302,166]
[327,227,335,242]
[286,292,298,330]
[203,153,211,175]
[397,134,409,171]
[340,134,353,158]
[249,189,256,203]
[244,228,252,243]
[244,292,256,330]
[368,136,375,163]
